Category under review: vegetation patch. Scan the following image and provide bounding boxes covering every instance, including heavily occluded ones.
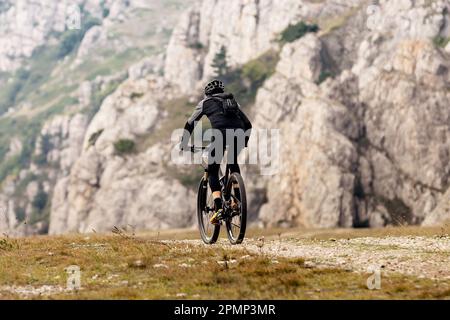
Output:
[214,49,280,108]
[114,139,136,155]
[31,185,48,213]
[318,6,360,35]
[14,207,26,223]
[279,21,319,44]
[32,134,53,166]
[130,92,144,100]
[0,11,99,116]
[188,42,204,50]
[88,129,104,148]
[56,13,100,59]
[433,36,450,48]
[0,69,30,115]
[316,70,335,85]
[0,237,19,252]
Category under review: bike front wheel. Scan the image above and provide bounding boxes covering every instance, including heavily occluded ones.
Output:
[225,173,247,245]
[197,176,220,244]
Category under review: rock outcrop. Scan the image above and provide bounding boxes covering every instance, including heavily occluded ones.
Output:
[49,0,450,232]
[49,76,196,234]
[0,0,191,236]
[164,0,364,93]
[251,0,450,227]
[2,0,450,236]
[0,0,102,71]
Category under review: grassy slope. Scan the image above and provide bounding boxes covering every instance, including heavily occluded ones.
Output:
[0,226,449,300]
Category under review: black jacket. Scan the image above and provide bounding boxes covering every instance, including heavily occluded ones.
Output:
[181,93,252,148]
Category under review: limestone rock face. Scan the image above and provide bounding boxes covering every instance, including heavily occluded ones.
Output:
[4,0,450,236]
[40,114,89,175]
[0,0,191,236]
[164,0,361,93]
[424,188,450,226]
[49,76,196,234]
[49,0,450,232]
[0,112,90,236]
[249,0,450,228]
[0,0,104,71]
[251,37,359,228]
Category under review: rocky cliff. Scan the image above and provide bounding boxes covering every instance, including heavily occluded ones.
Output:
[0,0,191,235]
[163,0,450,229]
[1,0,449,236]
[49,75,196,234]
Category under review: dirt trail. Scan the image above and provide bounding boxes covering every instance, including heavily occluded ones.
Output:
[173,236,450,280]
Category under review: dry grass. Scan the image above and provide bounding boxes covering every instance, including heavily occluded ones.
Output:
[317,6,361,36]
[0,230,449,300]
[137,224,450,241]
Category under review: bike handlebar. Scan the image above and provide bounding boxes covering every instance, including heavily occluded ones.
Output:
[188,145,208,153]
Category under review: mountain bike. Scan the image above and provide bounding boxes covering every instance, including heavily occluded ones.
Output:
[190,146,247,245]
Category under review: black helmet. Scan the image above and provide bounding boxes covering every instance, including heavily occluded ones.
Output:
[205,79,225,95]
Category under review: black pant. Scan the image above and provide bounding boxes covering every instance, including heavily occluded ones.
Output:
[208,132,244,193]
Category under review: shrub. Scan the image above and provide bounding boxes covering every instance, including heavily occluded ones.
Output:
[16,69,30,81]
[316,70,334,85]
[57,30,83,58]
[280,21,319,43]
[88,129,104,147]
[433,36,450,48]
[211,46,230,77]
[130,92,144,100]
[242,50,279,85]
[222,50,280,107]
[15,207,26,222]
[189,42,204,50]
[56,14,100,59]
[32,186,48,212]
[33,134,52,166]
[114,139,136,155]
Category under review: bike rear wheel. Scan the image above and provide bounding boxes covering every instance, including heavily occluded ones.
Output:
[197,176,220,244]
[225,173,247,244]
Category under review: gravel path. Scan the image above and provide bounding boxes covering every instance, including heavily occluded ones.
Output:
[175,235,450,280]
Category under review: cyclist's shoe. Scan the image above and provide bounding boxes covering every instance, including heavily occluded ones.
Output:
[210,209,224,225]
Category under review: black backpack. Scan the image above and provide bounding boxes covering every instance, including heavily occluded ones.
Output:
[208,95,239,117]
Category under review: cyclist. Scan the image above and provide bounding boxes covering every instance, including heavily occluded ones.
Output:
[180,79,252,225]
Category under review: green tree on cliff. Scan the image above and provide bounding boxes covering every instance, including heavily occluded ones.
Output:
[211,45,229,77]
